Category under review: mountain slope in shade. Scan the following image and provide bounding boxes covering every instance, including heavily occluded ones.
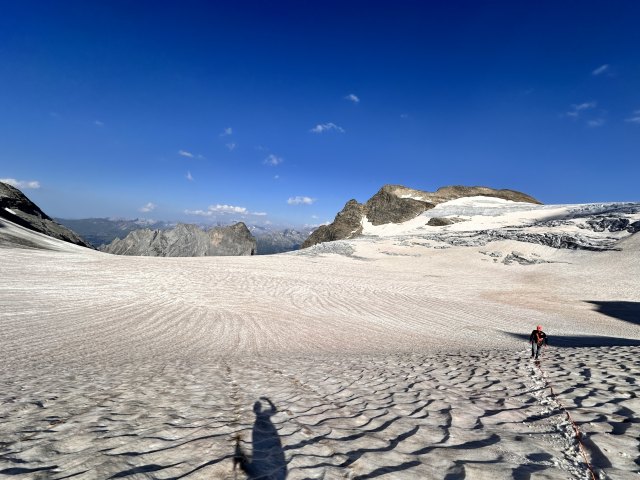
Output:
[302,184,541,248]
[0,181,92,248]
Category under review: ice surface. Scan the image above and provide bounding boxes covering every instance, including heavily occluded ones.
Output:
[0,204,639,479]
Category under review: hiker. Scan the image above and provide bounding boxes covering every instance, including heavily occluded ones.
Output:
[529,325,548,359]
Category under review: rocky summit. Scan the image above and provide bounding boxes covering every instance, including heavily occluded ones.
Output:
[302,184,541,248]
[0,181,92,248]
[99,222,257,257]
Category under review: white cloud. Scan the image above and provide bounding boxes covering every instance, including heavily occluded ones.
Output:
[626,115,640,124]
[226,142,236,151]
[185,204,247,216]
[274,175,280,180]
[400,113,409,119]
[0,178,40,189]
[220,127,233,136]
[287,196,316,205]
[566,101,597,117]
[587,118,605,127]
[184,204,267,217]
[264,154,283,166]
[186,171,194,181]
[345,93,360,103]
[309,122,345,133]
[94,120,104,127]
[178,150,194,158]
[591,64,609,76]
[139,202,157,213]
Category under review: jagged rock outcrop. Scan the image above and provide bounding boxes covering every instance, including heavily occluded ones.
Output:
[99,222,256,257]
[365,187,433,226]
[301,200,365,248]
[302,184,540,248]
[0,181,92,248]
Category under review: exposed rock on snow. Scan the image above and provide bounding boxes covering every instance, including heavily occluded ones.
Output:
[426,216,466,226]
[502,251,553,265]
[0,181,92,248]
[355,196,640,253]
[100,222,257,256]
[302,184,541,248]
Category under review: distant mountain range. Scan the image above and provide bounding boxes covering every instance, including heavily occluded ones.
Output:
[3,180,639,258]
[54,217,175,248]
[56,217,315,255]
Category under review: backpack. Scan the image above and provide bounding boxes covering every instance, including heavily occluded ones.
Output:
[533,330,544,345]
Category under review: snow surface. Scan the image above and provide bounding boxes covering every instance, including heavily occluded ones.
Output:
[3,207,16,215]
[0,208,639,479]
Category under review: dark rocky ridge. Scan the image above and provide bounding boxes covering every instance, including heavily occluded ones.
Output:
[0,181,92,248]
[302,184,541,248]
[302,200,366,247]
[100,222,257,257]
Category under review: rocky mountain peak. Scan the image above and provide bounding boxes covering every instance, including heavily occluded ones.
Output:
[100,221,256,257]
[302,184,541,248]
[0,181,92,248]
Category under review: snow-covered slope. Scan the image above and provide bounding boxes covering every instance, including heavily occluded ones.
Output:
[358,196,640,252]
[1,200,639,479]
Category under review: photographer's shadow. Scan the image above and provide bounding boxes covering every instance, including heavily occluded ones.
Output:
[234,397,287,479]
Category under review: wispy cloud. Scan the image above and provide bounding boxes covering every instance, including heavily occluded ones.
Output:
[0,178,40,189]
[139,202,157,213]
[587,118,605,127]
[287,196,316,205]
[263,154,283,166]
[625,112,640,123]
[400,113,409,119]
[186,171,194,181]
[178,150,194,158]
[591,64,609,76]
[345,93,360,103]
[310,122,345,134]
[565,101,597,117]
[185,204,267,216]
[226,142,236,151]
[220,127,233,137]
[94,120,104,127]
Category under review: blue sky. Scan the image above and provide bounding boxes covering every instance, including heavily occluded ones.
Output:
[1,1,639,227]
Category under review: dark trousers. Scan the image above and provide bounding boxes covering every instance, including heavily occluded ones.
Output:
[531,343,544,358]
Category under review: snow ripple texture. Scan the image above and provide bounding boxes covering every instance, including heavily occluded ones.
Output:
[1,210,639,479]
